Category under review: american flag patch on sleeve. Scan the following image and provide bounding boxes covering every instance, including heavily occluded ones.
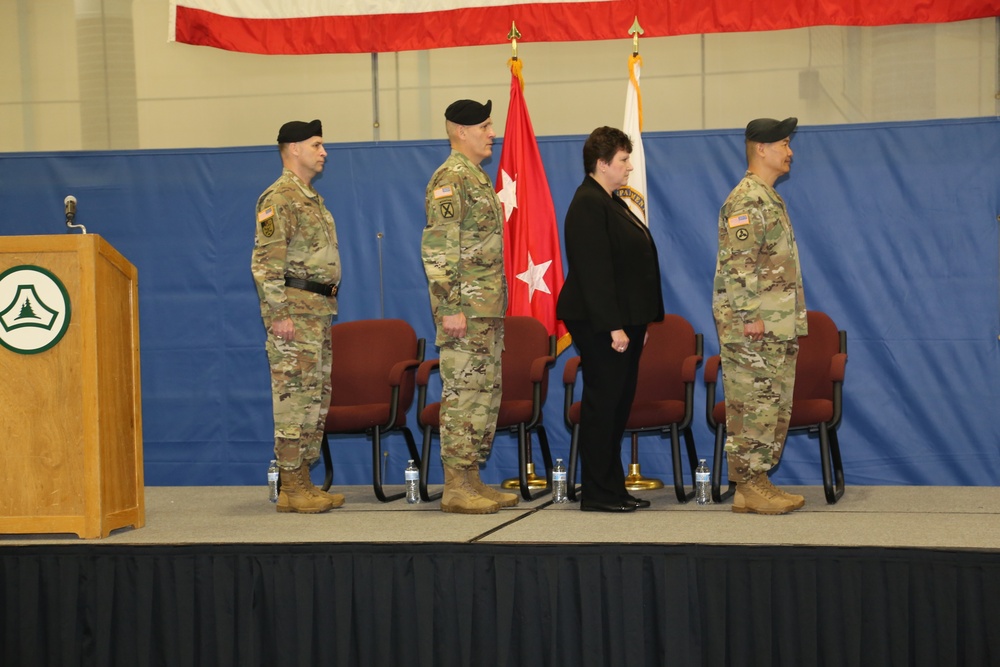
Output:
[433,186,453,199]
[727,213,750,227]
[257,206,274,222]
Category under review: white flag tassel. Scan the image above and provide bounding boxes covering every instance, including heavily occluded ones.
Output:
[619,53,648,225]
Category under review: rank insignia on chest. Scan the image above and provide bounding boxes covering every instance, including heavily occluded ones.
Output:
[433,186,453,199]
[728,213,750,228]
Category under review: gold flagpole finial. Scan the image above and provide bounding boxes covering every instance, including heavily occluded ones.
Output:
[629,17,644,56]
[508,22,522,60]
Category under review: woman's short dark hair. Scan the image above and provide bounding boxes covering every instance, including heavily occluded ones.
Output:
[582,126,633,175]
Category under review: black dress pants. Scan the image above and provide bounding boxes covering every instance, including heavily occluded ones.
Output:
[565,319,647,504]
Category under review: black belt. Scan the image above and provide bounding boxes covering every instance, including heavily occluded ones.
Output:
[284,276,339,297]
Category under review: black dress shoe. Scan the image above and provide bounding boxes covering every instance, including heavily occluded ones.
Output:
[628,496,651,509]
[580,500,637,513]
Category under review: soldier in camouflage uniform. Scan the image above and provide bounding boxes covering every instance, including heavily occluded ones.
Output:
[713,117,808,515]
[251,119,344,514]
[421,99,517,514]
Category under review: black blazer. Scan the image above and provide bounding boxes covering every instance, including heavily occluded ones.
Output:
[556,176,664,332]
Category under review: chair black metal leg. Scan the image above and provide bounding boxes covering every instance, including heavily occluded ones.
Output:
[517,428,553,501]
[820,425,845,503]
[371,428,404,502]
[516,426,551,500]
[683,427,698,479]
[681,425,700,501]
[829,429,845,500]
[419,426,441,502]
[536,426,553,489]
[670,424,695,503]
[567,425,580,501]
[321,434,334,491]
[402,427,421,468]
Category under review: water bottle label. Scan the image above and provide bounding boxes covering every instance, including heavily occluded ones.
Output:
[405,470,419,481]
[695,471,710,483]
[552,471,567,482]
[267,471,279,482]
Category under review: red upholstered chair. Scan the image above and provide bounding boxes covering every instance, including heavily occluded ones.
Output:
[563,314,704,502]
[319,318,424,502]
[416,316,556,502]
[705,309,847,504]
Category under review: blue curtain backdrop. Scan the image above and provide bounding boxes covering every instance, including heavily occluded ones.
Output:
[1,118,997,487]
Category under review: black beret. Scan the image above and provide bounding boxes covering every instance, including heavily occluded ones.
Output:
[445,99,492,126]
[277,119,322,143]
[745,117,798,143]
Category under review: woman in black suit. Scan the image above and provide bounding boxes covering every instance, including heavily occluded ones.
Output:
[556,126,664,512]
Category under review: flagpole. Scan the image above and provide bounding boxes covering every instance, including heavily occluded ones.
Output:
[623,16,664,493]
[618,17,648,225]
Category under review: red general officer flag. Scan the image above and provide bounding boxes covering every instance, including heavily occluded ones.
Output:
[497,59,571,354]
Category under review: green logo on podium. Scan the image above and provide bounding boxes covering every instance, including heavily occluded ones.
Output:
[0,265,71,354]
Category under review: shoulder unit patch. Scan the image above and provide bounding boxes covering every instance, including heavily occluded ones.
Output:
[258,206,275,237]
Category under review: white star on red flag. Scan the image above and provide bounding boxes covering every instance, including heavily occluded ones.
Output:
[515,253,552,302]
[497,168,518,222]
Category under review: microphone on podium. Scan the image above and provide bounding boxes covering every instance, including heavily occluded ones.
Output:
[64,195,87,234]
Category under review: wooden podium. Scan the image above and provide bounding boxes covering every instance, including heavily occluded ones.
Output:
[0,235,144,538]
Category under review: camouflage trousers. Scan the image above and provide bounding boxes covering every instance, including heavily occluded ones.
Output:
[264,313,333,471]
[721,340,799,482]
[438,317,503,469]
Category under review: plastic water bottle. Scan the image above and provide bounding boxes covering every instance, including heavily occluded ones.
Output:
[552,458,568,503]
[267,459,280,503]
[405,459,421,504]
[695,458,711,505]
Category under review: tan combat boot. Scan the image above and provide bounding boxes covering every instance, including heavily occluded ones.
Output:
[440,466,500,514]
[466,465,519,508]
[732,475,797,515]
[296,466,345,508]
[276,467,335,514]
[757,475,804,510]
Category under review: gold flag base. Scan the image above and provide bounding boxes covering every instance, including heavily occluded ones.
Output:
[501,462,548,489]
[625,463,663,491]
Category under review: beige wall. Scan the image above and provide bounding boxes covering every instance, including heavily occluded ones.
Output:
[2,1,996,152]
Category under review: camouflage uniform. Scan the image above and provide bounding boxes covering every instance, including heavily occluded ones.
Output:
[421,150,507,469]
[251,168,341,471]
[713,171,807,482]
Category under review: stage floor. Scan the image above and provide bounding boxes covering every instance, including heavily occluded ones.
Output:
[4,484,1000,550]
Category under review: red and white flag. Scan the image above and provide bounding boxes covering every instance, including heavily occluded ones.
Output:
[169,1,1000,55]
[497,59,571,354]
